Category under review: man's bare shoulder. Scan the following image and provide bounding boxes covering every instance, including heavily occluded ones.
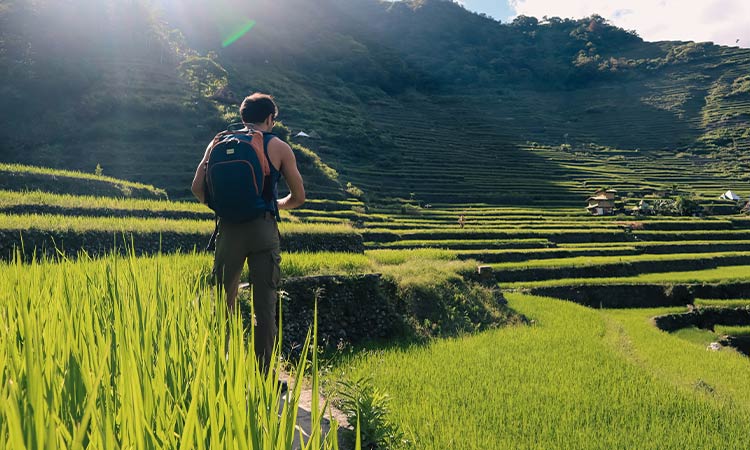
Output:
[266,135,293,171]
[268,135,292,153]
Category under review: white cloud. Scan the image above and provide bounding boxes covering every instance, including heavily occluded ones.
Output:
[509,0,750,47]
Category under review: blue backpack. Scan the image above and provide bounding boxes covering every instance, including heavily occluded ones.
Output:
[204,124,278,223]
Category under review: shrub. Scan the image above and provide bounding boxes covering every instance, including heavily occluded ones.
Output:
[346,182,366,199]
[334,376,404,449]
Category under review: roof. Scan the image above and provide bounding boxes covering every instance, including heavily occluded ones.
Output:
[295,131,310,138]
[587,195,613,201]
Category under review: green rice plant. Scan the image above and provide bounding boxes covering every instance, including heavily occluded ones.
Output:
[282,252,373,277]
[329,294,750,449]
[0,189,209,214]
[490,251,750,270]
[507,265,750,289]
[715,325,750,337]
[366,249,456,265]
[670,327,719,346]
[0,213,213,233]
[0,162,165,196]
[0,251,345,449]
[375,258,476,290]
[602,306,750,403]
[370,238,551,250]
[695,298,750,308]
[0,213,356,235]
[295,216,352,224]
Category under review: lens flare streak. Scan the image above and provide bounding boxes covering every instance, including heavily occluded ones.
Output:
[222,19,256,48]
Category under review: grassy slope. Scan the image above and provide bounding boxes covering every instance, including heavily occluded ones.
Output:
[1,1,749,203]
[0,163,167,200]
[331,294,750,449]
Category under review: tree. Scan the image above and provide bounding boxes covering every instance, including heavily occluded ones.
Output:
[511,15,539,29]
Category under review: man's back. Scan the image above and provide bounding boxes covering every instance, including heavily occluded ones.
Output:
[190,92,304,375]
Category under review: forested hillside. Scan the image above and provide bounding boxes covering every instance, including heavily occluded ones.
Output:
[1,0,749,202]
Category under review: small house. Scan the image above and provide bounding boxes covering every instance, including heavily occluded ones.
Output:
[294,130,321,139]
[586,189,617,215]
[720,190,742,201]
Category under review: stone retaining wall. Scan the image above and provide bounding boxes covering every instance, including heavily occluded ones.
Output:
[528,282,750,308]
[274,274,404,353]
[239,273,515,356]
[653,307,750,332]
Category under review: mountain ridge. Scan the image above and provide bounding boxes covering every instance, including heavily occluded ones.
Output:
[1,0,749,202]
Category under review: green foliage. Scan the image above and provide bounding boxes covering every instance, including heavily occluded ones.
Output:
[291,143,340,185]
[694,298,750,308]
[491,251,750,271]
[282,252,373,277]
[367,248,456,265]
[664,42,711,64]
[0,212,356,235]
[0,252,341,449]
[273,120,291,141]
[650,196,704,216]
[0,189,208,214]
[715,325,750,337]
[346,182,366,199]
[3,0,750,202]
[0,163,167,199]
[671,326,718,347]
[332,294,750,449]
[334,376,404,450]
[178,54,229,96]
[507,265,750,289]
[728,75,750,97]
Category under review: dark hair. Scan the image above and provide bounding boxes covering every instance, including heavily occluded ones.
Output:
[240,93,278,124]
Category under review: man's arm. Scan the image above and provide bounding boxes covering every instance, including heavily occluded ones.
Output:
[191,142,212,204]
[275,141,305,210]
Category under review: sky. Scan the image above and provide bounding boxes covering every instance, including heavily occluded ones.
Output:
[455,0,750,48]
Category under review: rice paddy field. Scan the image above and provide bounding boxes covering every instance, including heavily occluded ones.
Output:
[1,168,750,449]
[0,252,338,450]
[330,295,750,449]
[5,1,750,447]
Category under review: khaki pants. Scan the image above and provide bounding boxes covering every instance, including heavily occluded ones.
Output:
[213,212,281,372]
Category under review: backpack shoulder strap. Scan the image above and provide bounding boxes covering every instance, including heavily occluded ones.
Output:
[260,132,280,220]
[244,131,270,177]
[262,132,276,161]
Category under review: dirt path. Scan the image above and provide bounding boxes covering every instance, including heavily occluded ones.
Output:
[279,372,352,449]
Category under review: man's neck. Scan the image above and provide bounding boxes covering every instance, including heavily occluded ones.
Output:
[246,122,271,132]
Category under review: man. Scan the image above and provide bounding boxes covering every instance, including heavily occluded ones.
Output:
[191,93,305,373]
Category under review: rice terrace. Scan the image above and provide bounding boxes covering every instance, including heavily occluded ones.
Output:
[2,0,750,449]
